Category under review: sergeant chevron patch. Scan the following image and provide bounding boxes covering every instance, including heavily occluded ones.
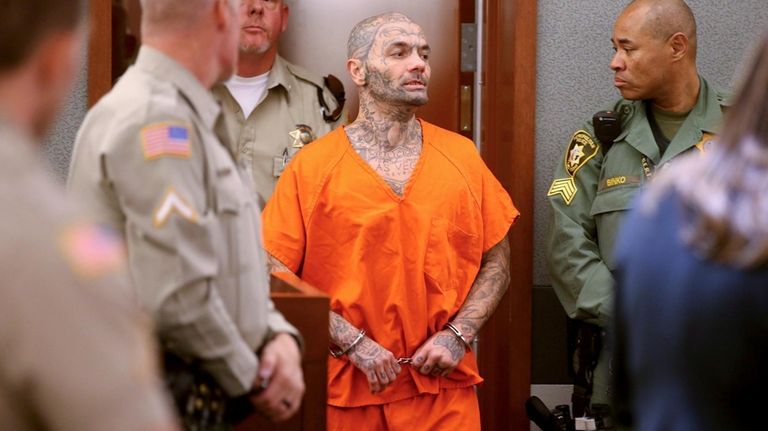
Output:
[548,178,577,205]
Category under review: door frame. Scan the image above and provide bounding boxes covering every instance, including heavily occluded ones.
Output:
[473,0,536,430]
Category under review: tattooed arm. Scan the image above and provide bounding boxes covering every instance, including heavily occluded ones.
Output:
[330,312,401,394]
[267,253,401,393]
[412,232,511,377]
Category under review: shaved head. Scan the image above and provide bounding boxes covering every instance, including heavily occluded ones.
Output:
[141,0,236,35]
[347,12,416,62]
[625,0,697,58]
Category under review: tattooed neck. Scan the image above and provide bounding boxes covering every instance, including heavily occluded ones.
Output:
[345,98,423,196]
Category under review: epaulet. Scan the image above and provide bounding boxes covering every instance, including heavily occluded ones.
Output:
[716,90,732,110]
[286,62,326,89]
[613,98,638,129]
[286,61,346,123]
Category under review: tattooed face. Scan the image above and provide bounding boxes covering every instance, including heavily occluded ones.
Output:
[364,20,431,107]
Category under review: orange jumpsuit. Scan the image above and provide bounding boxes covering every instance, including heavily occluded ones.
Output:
[263,120,518,429]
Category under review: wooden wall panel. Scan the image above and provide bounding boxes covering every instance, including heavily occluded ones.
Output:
[478,0,536,429]
[88,0,112,107]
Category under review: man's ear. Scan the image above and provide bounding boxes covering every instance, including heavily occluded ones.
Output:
[280,3,290,34]
[214,0,232,31]
[35,29,83,98]
[347,58,367,86]
[669,32,688,62]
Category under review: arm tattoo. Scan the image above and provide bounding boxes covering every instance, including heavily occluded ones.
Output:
[329,311,362,349]
[266,252,291,273]
[434,334,464,361]
[452,234,511,340]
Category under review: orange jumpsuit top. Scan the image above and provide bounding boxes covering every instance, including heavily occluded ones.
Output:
[263,120,519,407]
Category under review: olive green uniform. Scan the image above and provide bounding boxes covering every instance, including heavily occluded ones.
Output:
[0,119,175,430]
[213,55,344,204]
[546,77,727,404]
[68,46,298,397]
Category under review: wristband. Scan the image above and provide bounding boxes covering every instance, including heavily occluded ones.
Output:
[329,329,365,358]
[444,322,472,350]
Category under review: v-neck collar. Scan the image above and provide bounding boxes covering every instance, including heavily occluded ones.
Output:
[341,119,431,202]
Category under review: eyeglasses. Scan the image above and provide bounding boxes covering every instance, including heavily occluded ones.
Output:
[241,0,282,12]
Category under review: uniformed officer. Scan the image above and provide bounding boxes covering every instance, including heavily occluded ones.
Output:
[213,0,345,206]
[0,0,178,430]
[68,0,304,425]
[546,0,728,413]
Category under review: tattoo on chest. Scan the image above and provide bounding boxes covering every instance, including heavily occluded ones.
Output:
[345,119,423,196]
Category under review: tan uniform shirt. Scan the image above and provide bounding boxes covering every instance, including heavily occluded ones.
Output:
[213,55,344,204]
[68,46,297,396]
[0,119,175,430]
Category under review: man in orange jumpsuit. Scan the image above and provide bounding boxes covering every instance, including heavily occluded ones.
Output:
[262,12,518,430]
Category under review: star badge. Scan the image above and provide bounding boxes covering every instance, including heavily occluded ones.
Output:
[289,124,316,148]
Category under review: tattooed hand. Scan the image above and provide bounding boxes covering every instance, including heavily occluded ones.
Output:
[411,330,466,377]
[347,336,402,394]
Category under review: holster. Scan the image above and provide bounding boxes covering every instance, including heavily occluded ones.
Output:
[566,319,603,418]
[162,351,254,431]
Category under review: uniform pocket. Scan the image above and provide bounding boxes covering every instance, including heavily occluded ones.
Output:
[214,167,242,215]
[590,184,639,216]
[423,217,482,294]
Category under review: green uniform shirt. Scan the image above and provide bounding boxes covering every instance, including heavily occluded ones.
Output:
[547,76,728,328]
[213,55,344,205]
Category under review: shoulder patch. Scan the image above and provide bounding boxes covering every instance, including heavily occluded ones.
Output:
[564,130,599,176]
[141,122,192,160]
[58,223,125,279]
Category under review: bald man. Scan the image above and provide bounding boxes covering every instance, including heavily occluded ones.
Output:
[68,0,304,426]
[262,12,517,430]
[546,0,728,418]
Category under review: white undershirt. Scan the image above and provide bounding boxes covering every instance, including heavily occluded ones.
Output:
[224,72,270,118]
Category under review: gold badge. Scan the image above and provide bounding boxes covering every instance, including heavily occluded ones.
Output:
[695,132,717,154]
[565,130,599,176]
[288,124,316,149]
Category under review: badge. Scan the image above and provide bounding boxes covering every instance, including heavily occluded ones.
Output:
[152,188,198,227]
[548,178,577,205]
[695,132,717,154]
[288,124,316,148]
[565,130,599,176]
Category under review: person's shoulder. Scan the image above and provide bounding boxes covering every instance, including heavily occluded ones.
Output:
[423,120,478,157]
[82,69,197,152]
[282,57,326,90]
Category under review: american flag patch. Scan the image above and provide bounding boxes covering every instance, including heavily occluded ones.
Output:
[141,123,192,160]
[59,223,126,279]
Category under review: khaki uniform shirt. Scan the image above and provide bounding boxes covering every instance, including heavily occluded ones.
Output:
[213,55,344,204]
[0,119,175,430]
[68,46,297,396]
[547,76,727,327]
